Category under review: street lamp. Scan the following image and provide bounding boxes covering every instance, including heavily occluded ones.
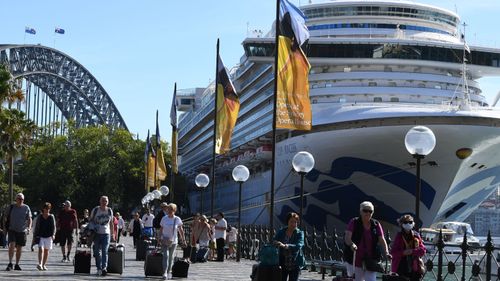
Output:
[405,126,436,228]
[195,173,209,214]
[232,165,250,262]
[292,151,315,228]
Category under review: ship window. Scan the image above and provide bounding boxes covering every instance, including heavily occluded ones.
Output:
[418,83,426,88]
[339,98,346,103]
[180,99,192,105]
[390,97,399,102]
[388,82,397,87]
[312,99,317,104]
[368,82,377,86]
[373,97,382,102]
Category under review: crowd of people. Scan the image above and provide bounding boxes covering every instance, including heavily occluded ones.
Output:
[0,195,427,281]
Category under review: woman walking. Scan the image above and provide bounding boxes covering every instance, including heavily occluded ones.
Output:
[34,202,56,271]
[390,214,426,281]
[273,212,305,281]
[159,203,186,280]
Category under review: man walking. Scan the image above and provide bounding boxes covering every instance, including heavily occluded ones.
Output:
[214,212,227,262]
[141,208,154,238]
[57,200,78,262]
[90,196,114,276]
[4,193,32,271]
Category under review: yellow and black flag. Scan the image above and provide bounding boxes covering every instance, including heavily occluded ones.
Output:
[170,84,178,174]
[215,54,240,154]
[276,0,311,130]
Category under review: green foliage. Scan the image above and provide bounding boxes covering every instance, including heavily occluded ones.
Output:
[18,126,147,215]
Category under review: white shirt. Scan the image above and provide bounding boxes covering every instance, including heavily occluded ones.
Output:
[214,218,227,239]
[227,227,238,242]
[142,213,155,228]
[160,215,183,244]
[117,217,125,229]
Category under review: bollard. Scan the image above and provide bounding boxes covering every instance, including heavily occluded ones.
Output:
[437,229,444,281]
[484,231,494,281]
[460,231,467,281]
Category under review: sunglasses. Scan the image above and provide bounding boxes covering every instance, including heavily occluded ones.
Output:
[403,221,414,224]
[362,209,373,213]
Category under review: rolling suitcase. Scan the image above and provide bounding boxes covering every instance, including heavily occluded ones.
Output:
[172,257,190,278]
[196,247,209,262]
[144,248,164,277]
[255,264,282,281]
[382,273,410,281]
[107,244,125,274]
[74,250,91,274]
[183,245,194,259]
[136,238,153,261]
[190,246,198,263]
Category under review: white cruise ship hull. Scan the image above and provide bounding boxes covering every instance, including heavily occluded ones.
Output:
[189,104,500,232]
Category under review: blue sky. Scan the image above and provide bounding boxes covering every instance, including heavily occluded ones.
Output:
[1,0,500,143]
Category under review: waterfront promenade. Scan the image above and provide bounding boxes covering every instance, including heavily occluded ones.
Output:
[0,234,323,280]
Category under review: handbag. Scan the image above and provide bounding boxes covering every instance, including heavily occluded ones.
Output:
[413,257,425,274]
[363,257,384,273]
[259,244,279,266]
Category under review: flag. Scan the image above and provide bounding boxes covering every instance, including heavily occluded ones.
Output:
[55,27,65,34]
[170,83,178,173]
[144,130,151,164]
[275,0,312,130]
[144,130,155,190]
[215,54,240,154]
[154,111,167,181]
[25,27,36,35]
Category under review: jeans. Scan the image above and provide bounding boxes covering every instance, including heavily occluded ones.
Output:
[162,243,177,274]
[93,233,110,271]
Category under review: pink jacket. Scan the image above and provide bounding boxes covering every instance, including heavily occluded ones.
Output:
[390,231,426,273]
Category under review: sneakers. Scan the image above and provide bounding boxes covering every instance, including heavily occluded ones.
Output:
[96,269,102,276]
[42,265,48,271]
[66,256,71,263]
[61,256,66,263]
[163,273,170,280]
[37,264,43,271]
[14,264,21,270]
[5,263,13,271]
[101,269,107,276]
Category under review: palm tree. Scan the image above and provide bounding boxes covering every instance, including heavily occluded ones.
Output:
[0,64,35,203]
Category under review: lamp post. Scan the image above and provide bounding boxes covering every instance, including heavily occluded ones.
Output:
[292,151,315,228]
[232,165,250,262]
[195,173,209,214]
[405,126,436,228]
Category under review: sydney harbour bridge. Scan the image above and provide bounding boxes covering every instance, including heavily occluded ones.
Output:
[0,44,128,134]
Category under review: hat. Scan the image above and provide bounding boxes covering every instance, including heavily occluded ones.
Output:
[160,202,168,207]
[16,193,24,200]
[63,200,71,207]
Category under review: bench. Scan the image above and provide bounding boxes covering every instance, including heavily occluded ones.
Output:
[311,259,348,280]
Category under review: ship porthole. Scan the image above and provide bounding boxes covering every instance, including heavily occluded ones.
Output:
[456,148,473,159]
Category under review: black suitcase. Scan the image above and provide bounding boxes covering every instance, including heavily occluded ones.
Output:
[144,249,164,277]
[255,264,282,281]
[196,247,209,262]
[74,250,91,274]
[382,273,410,281]
[172,258,189,278]
[183,245,193,259]
[190,246,198,263]
[136,239,153,261]
[107,244,125,274]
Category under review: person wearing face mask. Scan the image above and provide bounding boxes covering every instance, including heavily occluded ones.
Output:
[390,214,426,281]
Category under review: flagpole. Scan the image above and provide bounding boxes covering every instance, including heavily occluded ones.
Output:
[171,82,177,203]
[154,110,159,191]
[210,38,220,218]
[269,0,281,232]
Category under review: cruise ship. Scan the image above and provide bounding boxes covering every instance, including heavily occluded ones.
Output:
[176,0,500,232]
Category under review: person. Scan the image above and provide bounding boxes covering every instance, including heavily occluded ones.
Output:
[390,214,426,281]
[33,202,56,271]
[273,212,305,281]
[214,212,227,261]
[189,213,201,246]
[79,209,90,226]
[159,203,186,280]
[4,193,32,271]
[208,218,217,260]
[112,213,119,242]
[154,203,168,240]
[129,212,143,248]
[115,212,125,243]
[196,215,212,249]
[89,196,114,276]
[226,225,238,259]
[142,208,155,238]
[344,201,391,281]
[57,200,78,262]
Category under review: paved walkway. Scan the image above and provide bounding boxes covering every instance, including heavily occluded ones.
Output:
[0,234,326,280]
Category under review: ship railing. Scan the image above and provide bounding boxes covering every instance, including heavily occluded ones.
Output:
[232,225,499,280]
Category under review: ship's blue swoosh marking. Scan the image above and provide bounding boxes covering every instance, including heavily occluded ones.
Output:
[306,157,436,209]
[446,166,500,198]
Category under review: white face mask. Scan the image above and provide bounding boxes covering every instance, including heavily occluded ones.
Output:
[402,223,414,231]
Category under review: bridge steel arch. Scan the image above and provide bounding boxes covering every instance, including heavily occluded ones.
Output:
[0,44,128,130]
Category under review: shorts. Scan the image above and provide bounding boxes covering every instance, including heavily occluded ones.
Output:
[59,229,74,246]
[8,230,27,247]
[38,237,53,250]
